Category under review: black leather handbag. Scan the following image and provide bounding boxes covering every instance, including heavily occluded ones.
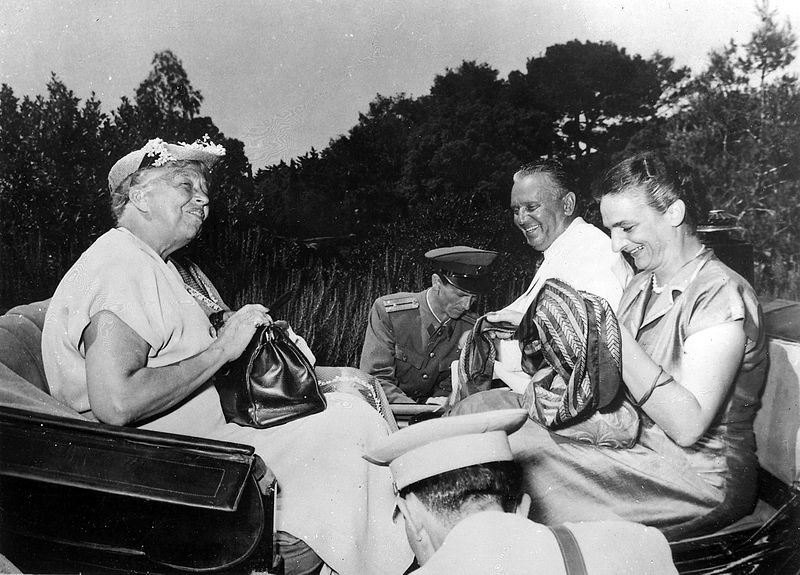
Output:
[214,324,326,428]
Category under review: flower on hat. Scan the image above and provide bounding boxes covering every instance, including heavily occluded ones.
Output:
[140,135,226,167]
[178,134,226,157]
[140,138,177,166]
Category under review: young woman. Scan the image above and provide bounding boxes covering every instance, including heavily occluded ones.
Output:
[451,151,767,540]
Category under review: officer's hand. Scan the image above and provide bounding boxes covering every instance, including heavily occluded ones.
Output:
[484,309,523,339]
[425,396,448,408]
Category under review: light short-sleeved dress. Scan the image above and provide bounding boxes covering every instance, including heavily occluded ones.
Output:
[43,228,413,575]
[451,248,767,540]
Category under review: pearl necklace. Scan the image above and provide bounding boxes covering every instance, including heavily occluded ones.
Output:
[651,273,665,294]
[651,245,706,294]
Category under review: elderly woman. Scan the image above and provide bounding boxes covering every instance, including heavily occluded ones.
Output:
[451,151,767,540]
[42,138,413,575]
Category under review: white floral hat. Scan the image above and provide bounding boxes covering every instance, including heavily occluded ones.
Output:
[107,135,226,192]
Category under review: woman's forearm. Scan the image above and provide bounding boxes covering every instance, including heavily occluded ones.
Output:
[619,322,745,446]
[84,313,229,425]
[619,327,707,446]
[85,305,269,425]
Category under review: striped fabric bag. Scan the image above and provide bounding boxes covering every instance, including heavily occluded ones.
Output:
[451,278,639,448]
[517,278,639,448]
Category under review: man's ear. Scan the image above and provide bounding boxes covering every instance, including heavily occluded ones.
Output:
[400,494,439,565]
[397,497,424,540]
[666,199,686,227]
[431,273,443,290]
[562,192,576,217]
[515,493,532,518]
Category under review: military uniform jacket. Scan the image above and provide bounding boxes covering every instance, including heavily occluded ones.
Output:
[359,290,476,403]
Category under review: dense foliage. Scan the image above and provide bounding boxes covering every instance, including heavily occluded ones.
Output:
[1,5,798,364]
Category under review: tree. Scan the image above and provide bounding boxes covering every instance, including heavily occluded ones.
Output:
[134,50,203,136]
[741,0,796,88]
[660,1,800,297]
[0,76,112,303]
[0,52,252,306]
[514,41,673,161]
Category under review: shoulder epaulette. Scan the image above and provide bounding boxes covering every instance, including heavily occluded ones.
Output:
[382,295,420,313]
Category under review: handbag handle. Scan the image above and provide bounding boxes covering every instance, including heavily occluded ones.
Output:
[252,323,314,374]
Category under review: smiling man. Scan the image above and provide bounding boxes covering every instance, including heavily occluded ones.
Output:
[489,160,633,391]
[360,246,497,404]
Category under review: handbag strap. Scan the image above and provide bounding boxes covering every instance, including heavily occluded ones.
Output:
[184,283,225,313]
[170,256,225,314]
[549,525,587,575]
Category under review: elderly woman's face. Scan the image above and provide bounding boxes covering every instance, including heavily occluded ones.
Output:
[142,165,210,246]
[601,186,673,273]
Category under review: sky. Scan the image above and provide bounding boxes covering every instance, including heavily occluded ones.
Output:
[2,0,799,170]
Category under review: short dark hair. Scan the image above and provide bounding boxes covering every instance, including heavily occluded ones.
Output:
[513,159,573,200]
[598,151,708,232]
[399,460,524,527]
[109,159,208,222]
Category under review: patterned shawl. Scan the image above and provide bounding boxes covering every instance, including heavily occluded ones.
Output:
[450,279,638,447]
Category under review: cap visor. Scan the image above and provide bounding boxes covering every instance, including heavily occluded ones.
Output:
[444,275,490,295]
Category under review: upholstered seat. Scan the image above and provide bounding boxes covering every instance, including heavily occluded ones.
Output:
[0,299,86,420]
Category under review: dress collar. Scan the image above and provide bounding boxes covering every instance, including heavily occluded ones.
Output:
[626,247,713,332]
[114,226,166,264]
[636,246,712,296]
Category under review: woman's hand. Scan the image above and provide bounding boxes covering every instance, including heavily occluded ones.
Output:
[212,304,273,362]
[620,321,746,446]
[483,309,523,339]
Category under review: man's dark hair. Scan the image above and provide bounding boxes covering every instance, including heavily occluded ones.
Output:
[399,461,524,527]
[513,159,574,200]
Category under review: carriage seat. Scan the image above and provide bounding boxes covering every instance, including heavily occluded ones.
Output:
[0,299,85,420]
[753,298,800,492]
[0,299,276,572]
[1,299,798,525]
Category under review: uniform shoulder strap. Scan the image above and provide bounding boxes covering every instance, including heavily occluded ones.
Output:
[549,525,587,575]
[382,295,420,313]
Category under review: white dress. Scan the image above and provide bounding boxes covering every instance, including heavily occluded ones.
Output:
[43,228,413,575]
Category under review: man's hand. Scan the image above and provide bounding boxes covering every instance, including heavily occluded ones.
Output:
[425,396,448,407]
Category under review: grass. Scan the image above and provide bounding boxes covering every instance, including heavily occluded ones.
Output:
[2,227,797,363]
[222,240,528,367]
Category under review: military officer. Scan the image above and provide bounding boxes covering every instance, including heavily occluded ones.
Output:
[359,246,497,404]
[363,410,678,575]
